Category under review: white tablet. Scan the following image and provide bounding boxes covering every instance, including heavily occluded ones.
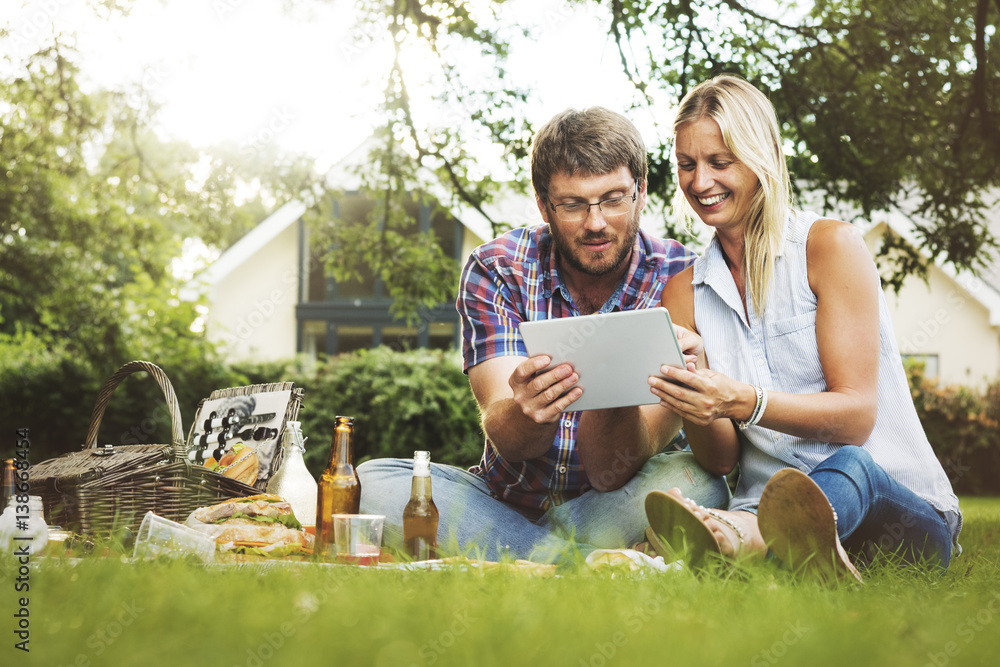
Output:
[518,307,686,412]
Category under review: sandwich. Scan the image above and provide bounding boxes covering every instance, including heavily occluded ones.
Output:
[186,494,313,557]
[204,441,259,486]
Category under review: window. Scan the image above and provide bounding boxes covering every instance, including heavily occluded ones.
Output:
[297,191,464,357]
[301,320,329,356]
[901,354,939,380]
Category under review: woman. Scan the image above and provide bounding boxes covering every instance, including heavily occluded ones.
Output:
[645,74,961,580]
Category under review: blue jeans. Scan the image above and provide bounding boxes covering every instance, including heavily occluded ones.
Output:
[808,447,953,570]
[358,451,730,563]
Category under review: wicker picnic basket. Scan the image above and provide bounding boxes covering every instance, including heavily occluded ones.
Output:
[28,361,266,534]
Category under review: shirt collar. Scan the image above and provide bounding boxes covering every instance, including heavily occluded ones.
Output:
[541,226,650,312]
[692,215,790,288]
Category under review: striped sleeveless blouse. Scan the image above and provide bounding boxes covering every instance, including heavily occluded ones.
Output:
[692,210,962,545]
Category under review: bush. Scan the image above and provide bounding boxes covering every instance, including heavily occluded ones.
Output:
[2,340,483,478]
[906,361,1000,495]
[0,334,248,465]
[0,334,101,463]
[294,347,484,475]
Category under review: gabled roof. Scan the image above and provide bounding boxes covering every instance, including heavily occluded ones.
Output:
[861,204,1000,327]
[184,140,499,296]
[322,136,499,243]
[182,199,308,299]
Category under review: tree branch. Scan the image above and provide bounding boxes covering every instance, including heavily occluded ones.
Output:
[973,0,998,176]
[610,0,651,102]
[385,15,506,238]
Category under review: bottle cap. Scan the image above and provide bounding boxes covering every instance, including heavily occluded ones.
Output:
[413,451,431,476]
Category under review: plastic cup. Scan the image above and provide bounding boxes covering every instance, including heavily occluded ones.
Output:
[332,514,384,565]
[133,511,216,564]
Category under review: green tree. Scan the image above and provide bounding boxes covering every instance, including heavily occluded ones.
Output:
[0,40,317,364]
[341,0,998,295]
[0,33,313,461]
[606,0,1000,288]
[308,0,535,324]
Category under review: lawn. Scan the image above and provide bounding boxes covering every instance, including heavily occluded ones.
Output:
[7,497,1000,667]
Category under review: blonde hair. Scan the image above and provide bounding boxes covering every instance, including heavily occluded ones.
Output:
[672,74,791,315]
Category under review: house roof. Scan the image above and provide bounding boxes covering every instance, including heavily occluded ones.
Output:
[185,140,499,295]
[191,139,1000,326]
[862,203,1000,327]
[322,136,500,243]
[180,198,308,300]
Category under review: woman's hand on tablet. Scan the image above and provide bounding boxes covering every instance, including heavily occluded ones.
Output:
[673,324,703,371]
[649,365,755,427]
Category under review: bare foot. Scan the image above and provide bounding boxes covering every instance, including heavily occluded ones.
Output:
[665,488,767,559]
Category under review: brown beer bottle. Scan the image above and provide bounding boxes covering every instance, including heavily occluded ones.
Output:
[402,450,439,560]
[315,416,361,559]
[1,459,16,510]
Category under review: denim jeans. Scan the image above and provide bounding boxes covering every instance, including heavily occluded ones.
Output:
[808,446,954,570]
[358,451,730,563]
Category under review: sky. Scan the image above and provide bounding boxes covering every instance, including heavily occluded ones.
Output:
[3,0,645,173]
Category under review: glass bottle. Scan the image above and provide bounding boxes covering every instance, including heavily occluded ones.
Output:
[314,416,361,558]
[402,450,439,560]
[0,495,48,556]
[266,422,318,534]
[1,459,15,510]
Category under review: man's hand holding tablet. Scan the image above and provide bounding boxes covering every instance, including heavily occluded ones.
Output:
[518,307,698,412]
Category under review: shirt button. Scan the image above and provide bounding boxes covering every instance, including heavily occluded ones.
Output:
[562,419,573,428]
[756,357,766,367]
[558,466,567,474]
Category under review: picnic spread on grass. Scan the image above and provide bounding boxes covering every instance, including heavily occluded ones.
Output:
[4,360,641,577]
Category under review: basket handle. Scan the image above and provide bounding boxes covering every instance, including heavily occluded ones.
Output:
[84,360,185,459]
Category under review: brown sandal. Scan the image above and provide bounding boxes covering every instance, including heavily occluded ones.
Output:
[644,491,740,567]
[758,468,863,583]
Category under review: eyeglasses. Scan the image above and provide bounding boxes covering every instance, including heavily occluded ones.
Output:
[548,179,638,223]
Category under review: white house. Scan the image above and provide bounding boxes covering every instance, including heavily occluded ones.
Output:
[183,142,501,362]
[860,210,1000,389]
[188,159,1000,388]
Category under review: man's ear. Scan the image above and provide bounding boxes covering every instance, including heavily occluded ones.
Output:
[637,178,648,213]
[535,194,551,223]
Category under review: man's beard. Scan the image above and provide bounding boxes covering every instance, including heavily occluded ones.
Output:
[550,211,641,277]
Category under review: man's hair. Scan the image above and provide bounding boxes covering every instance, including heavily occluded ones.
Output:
[530,107,647,201]
[671,74,791,315]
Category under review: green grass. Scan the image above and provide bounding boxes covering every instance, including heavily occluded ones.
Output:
[9,497,1000,667]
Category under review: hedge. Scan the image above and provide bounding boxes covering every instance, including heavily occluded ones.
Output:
[905,362,1000,495]
[3,341,996,495]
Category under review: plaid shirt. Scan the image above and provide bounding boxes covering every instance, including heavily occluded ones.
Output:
[456,224,696,512]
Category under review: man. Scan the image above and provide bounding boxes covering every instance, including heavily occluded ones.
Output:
[358,107,729,562]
